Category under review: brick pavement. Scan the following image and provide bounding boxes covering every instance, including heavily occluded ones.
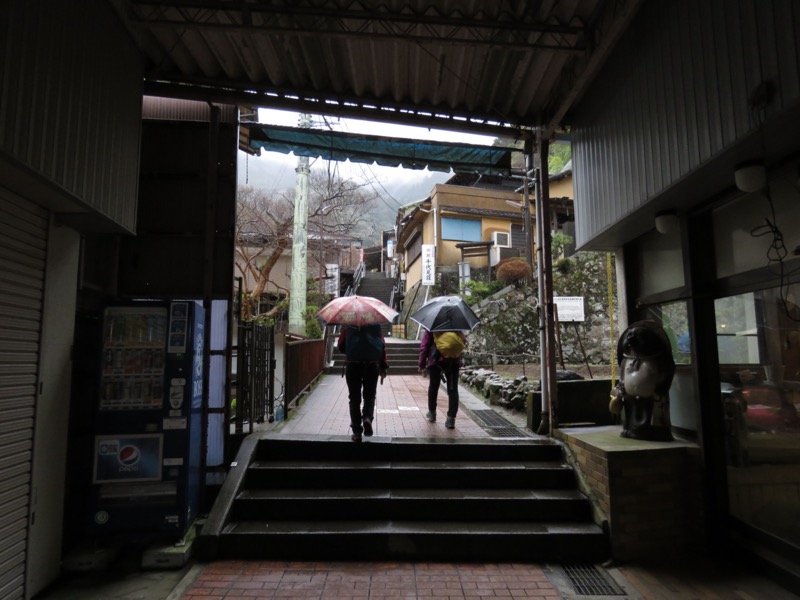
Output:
[180,560,561,599]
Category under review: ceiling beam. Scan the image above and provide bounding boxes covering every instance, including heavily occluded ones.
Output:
[541,0,643,139]
[130,1,587,52]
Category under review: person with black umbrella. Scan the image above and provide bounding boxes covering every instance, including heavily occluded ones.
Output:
[410,296,480,429]
[418,327,467,429]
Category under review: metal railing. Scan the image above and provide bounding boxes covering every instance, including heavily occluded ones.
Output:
[349,261,366,297]
[234,321,275,433]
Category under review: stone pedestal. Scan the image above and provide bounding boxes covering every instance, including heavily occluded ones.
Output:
[555,426,705,561]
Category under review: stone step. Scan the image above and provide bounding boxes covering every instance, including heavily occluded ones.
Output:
[233,487,592,522]
[328,342,422,374]
[252,437,563,462]
[244,459,577,490]
[215,520,608,561]
[197,437,608,564]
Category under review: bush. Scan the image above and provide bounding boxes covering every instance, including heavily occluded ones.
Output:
[496,258,531,285]
[462,279,505,305]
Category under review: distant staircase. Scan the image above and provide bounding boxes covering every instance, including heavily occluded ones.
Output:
[197,436,609,562]
[328,339,419,375]
[356,272,395,336]
[326,270,418,374]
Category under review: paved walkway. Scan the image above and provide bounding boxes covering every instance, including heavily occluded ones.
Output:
[175,373,565,600]
[276,369,499,439]
[180,561,562,599]
[37,373,799,599]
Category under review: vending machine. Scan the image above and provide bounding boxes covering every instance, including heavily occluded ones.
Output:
[89,300,205,540]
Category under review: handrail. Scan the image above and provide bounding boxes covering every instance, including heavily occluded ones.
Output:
[351,261,366,295]
[403,282,423,336]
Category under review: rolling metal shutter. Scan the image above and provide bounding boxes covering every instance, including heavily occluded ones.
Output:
[0,188,48,600]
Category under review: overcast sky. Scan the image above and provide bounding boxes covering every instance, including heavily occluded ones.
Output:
[237,108,497,208]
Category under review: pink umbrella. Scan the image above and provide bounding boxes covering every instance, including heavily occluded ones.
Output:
[317,295,399,326]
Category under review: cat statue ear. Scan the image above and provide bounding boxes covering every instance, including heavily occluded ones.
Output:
[613,320,675,441]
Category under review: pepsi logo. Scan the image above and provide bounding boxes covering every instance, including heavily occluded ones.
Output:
[118,445,140,466]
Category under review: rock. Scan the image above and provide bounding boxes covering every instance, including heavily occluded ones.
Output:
[555,369,584,381]
[488,382,504,404]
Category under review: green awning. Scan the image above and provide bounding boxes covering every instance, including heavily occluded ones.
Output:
[245,123,513,175]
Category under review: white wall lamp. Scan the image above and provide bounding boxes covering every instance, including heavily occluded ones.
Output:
[734,162,767,193]
[655,210,679,235]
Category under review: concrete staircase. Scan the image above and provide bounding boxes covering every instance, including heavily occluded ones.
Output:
[197,436,609,562]
[356,272,395,336]
[328,339,420,375]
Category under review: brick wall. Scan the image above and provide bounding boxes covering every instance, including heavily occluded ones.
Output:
[556,427,705,561]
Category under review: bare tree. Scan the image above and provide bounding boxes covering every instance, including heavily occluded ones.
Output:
[235,165,381,321]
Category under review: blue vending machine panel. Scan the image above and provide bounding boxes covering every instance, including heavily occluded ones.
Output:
[90,300,204,540]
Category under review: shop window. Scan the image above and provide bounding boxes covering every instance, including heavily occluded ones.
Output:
[643,301,696,433]
[715,293,762,365]
[717,284,800,547]
[646,301,692,365]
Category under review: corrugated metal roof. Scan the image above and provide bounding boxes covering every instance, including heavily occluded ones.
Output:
[142,96,239,122]
[111,0,641,137]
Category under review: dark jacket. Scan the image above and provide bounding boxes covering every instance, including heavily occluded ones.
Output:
[337,325,389,369]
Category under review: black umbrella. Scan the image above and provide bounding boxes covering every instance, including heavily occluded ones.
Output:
[410,295,480,332]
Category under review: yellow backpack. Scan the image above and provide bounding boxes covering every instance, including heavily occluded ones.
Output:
[433,332,465,359]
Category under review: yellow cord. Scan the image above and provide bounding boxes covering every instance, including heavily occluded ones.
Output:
[607,252,616,390]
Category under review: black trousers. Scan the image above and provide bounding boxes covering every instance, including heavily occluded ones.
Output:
[345,361,380,433]
[427,359,460,418]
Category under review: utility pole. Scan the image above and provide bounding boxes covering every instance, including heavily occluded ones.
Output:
[534,132,558,435]
[288,113,312,336]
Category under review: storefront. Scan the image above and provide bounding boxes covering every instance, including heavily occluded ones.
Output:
[621,160,800,577]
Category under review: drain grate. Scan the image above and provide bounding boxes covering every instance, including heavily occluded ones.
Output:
[561,564,625,596]
[488,426,532,437]
[470,409,516,427]
[469,409,532,437]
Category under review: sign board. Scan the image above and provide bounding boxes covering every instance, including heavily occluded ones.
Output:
[421,244,436,286]
[386,240,394,258]
[554,296,585,323]
[325,264,340,296]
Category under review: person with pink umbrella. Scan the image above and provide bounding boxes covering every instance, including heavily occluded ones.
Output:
[337,324,389,441]
[318,296,397,442]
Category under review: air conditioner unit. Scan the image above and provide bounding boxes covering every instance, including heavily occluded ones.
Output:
[492,231,510,248]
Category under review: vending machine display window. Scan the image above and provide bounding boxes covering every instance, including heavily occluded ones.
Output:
[92,433,163,484]
[100,307,168,411]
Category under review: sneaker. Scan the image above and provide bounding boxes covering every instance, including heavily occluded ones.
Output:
[351,431,362,442]
[445,416,455,429]
[426,411,436,422]
[363,417,373,437]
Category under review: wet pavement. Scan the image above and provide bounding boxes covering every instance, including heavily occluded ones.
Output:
[36,372,797,600]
